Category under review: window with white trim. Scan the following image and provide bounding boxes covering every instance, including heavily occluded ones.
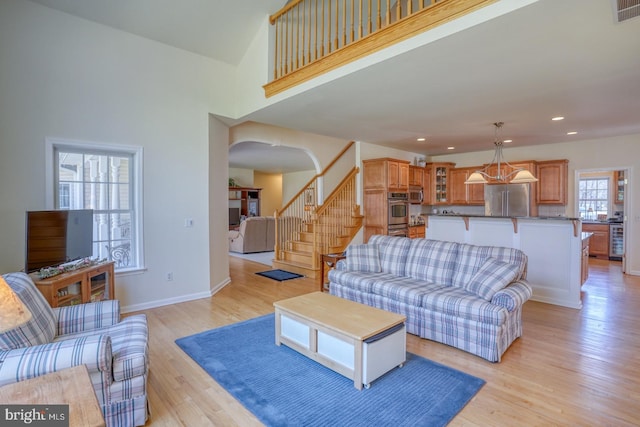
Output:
[52,142,143,271]
[578,178,609,221]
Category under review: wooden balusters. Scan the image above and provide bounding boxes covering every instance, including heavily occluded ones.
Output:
[268,0,489,85]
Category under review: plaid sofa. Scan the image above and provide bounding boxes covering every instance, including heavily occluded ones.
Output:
[0,272,149,427]
[329,235,532,362]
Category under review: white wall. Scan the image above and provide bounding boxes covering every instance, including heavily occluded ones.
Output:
[254,172,283,217]
[209,116,231,296]
[228,168,255,188]
[0,0,235,310]
[430,135,640,276]
[282,170,316,203]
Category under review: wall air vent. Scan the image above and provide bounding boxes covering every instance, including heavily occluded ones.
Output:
[613,0,640,22]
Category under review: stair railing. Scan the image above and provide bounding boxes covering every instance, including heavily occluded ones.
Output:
[274,141,357,266]
[265,0,495,97]
[310,166,360,268]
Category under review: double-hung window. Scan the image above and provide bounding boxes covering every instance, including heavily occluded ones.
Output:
[578,178,609,221]
[48,139,143,272]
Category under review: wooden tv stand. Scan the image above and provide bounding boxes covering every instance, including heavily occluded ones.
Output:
[30,261,115,308]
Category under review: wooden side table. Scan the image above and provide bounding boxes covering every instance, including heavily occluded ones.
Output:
[0,365,105,427]
[319,252,346,292]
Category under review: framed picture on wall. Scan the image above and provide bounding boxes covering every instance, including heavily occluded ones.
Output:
[304,188,315,210]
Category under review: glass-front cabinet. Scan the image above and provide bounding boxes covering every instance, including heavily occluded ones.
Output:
[615,170,625,202]
[426,163,454,205]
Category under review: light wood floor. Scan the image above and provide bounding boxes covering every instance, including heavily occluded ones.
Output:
[141,256,640,426]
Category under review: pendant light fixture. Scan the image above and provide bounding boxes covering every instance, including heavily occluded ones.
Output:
[465,122,538,184]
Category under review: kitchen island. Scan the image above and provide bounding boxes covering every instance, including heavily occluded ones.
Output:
[425,214,583,309]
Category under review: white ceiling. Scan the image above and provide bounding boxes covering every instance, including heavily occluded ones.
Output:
[30,0,640,173]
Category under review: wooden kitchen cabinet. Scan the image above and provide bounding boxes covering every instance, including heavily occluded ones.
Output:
[449,168,468,205]
[581,223,609,259]
[408,224,426,239]
[422,166,432,205]
[362,189,387,242]
[425,162,455,205]
[362,158,410,242]
[363,158,410,191]
[449,167,485,205]
[537,159,568,205]
[409,165,424,187]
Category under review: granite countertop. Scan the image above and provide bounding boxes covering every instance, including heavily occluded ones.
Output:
[582,220,620,224]
[425,213,581,221]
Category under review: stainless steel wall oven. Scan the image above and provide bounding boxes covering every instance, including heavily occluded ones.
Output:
[387,192,409,228]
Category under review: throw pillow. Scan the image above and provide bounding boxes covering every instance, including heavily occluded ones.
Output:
[464,257,520,301]
[346,244,382,273]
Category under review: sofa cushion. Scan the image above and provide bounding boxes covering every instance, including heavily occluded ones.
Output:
[418,286,508,325]
[405,239,459,286]
[368,235,412,276]
[346,244,381,273]
[0,273,56,351]
[464,258,521,301]
[370,276,446,307]
[328,270,397,294]
[451,243,527,289]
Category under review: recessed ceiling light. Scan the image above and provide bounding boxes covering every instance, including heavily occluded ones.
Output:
[567,131,578,135]
[417,137,426,142]
[447,147,455,150]
[503,139,513,143]
[552,116,565,121]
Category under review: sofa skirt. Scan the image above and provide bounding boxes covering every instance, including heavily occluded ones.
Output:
[330,283,523,362]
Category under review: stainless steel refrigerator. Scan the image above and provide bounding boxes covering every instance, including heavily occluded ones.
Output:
[484,183,530,217]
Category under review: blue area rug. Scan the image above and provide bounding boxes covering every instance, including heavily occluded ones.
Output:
[175,314,485,427]
[256,269,304,281]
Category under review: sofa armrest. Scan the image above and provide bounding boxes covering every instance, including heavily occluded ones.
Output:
[54,300,120,335]
[0,335,112,387]
[491,280,533,311]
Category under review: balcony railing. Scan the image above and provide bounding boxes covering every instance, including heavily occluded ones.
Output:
[265,0,496,97]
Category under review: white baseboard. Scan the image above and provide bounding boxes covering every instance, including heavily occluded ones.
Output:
[121,276,231,314]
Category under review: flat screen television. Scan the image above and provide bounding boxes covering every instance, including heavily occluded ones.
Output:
[25,209,94,273]
[229,207,241,227]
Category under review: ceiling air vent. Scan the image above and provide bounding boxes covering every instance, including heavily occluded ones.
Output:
[613,0,640,22]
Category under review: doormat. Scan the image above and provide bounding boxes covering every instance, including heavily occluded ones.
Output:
[256,269,304,281]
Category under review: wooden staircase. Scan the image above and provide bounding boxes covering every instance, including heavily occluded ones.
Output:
[273,153,362,279]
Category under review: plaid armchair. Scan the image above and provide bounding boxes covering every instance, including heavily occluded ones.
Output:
[0,272,149,427]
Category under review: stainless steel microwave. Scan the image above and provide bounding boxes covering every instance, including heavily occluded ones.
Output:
[408,186,423,204]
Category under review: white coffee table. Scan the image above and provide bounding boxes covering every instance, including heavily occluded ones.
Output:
[274,292,406,390]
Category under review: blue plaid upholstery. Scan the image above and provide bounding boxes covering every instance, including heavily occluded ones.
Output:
[492,281,532,311]
[370,276,445,306]
[54,300,120,335]
[451,243,527,289]
[346,243,382,272]
[0,273,56,350]
[406,239,459,285]
[329,238,532,362]
[0,272,149,426]
[368,235,412,276]
[463,258,521,301]
[328,270,397,293]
